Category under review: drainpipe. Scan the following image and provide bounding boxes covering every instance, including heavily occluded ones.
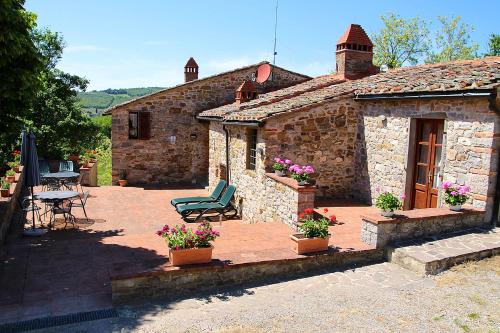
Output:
[488,90,500,227]
[223,124,230,184]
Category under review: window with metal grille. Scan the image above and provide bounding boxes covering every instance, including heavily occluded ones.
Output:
[246,129,257,170]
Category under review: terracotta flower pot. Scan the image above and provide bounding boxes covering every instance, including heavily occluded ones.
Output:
[118,179,128,187]
[5,176,15,184]
[0,189,10,198]
[13,166,20,173]
[168,246,213,266]
[290,233,330,254]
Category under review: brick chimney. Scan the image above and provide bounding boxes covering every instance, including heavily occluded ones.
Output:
[335,24,378,80]
[235,81,258,105]
[184,57,199,82]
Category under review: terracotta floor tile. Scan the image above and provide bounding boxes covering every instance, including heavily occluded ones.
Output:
[0,185,374,324]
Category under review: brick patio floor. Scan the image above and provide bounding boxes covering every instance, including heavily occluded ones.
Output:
[0,185,376,324]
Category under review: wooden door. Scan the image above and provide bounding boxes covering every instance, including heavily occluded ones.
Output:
[411,119,444,209]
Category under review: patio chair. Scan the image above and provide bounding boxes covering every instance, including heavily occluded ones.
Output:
[70,191,89,221]
[39,160,50,176]
[65,173,83,192]
[59,160,74,172]
[49,200,75,229]
[170,180,227,207]
[17,196,42,227]
[176,185,237,222]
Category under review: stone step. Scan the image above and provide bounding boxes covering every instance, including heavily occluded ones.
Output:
[385,227,500,275]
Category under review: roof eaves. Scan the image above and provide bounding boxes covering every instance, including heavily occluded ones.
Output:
[104,61,270,114]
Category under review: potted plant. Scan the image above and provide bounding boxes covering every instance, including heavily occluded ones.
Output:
[442,181,470,211]
[291,210,331,254]
[375,191,403,217]
[118,169,128,186]
[79,153,90,168]
[5,169,16,183]
[272,157,292,177]
[1,179,10,197]
[289,164,314,186]
[87,149,97,163]
[8,150,21,172]
[157,222,220,266]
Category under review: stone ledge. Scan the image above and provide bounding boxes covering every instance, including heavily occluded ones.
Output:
[360,207,488,249]
[111,248,383,304]
[265,172,316,192]
[361,206,484,225]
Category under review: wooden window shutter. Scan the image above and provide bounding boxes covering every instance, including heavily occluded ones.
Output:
[139,112,151,139]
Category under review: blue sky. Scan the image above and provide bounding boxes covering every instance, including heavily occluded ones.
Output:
[26,0,499,91]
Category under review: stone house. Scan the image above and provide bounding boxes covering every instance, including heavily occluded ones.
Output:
[198,24,500,226]
[105,58,310,185]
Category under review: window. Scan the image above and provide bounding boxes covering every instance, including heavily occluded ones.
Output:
[246,129,257,170]
[128,112,151,140]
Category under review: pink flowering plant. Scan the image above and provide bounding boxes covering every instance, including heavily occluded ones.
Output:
[442,181,470,206]
[289,164,314,183]
[272,157,292,172]
[156,222,220,250]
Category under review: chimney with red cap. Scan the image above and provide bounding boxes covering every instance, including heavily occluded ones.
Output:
[184,57,199,82]
[335,24,378,80]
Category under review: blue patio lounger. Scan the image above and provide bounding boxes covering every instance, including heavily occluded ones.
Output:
[170,180,226,207]
[176,184,237,222]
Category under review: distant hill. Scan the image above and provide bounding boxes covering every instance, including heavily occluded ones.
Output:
[78,87,164,116]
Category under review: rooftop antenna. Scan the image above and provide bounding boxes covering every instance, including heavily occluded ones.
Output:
[272,0,279,66]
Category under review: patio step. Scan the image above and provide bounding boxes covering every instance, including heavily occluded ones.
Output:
[385,227,500,275]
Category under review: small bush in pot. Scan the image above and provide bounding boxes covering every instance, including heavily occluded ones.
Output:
[375,190,403,217]
[118,169,127,187]
[272,157,292,176]
[157,222,220,266]
[291,210,330,254]
[5,169,16,183]
[1,179,10,197]
[442,181,470,211]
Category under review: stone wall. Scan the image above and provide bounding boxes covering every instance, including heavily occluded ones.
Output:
[263,98,360,198]
[208,96,498,225]
[360,207,487,248]
[354,98,499,219]
[111,66,308,185]
[111,248,383,304]
[0,167,24,244]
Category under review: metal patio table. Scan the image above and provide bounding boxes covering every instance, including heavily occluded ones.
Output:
[36,190,80,228]
[42,171,80,190]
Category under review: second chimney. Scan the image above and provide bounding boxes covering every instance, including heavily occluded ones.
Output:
[235,81,258,105]
[184,57,199,82]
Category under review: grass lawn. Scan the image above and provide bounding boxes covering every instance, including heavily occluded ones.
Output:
[97,139,112,186]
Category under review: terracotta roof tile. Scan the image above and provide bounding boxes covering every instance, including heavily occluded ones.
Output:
[199,57,500,122]
[337,24,373,47]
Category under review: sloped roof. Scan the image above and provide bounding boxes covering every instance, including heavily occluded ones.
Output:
[104,61,309,114]
[199,57,500,122]
[337,24,373,47]
[185,57,198,68]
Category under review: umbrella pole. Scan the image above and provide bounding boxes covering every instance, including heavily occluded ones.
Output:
[31,186,36,230]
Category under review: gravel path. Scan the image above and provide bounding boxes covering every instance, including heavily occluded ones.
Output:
[34,256,499,333]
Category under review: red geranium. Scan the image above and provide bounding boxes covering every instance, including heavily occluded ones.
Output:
[304,208,314,215]
[299,213,305,219]
[329,214,337,225]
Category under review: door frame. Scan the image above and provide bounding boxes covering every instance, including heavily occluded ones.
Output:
[404,115,447,210]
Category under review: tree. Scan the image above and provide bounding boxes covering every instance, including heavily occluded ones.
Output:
[24,29,99,159]
[485,33,500,56]
[426,16,479,63]
[372,13,430,69]
[0,0,43,167]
